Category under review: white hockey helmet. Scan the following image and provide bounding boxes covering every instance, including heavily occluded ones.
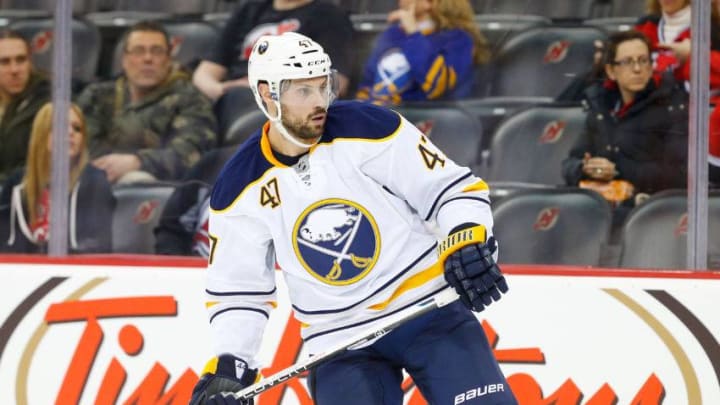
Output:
[249,32,335,112]
[247,32,336,149]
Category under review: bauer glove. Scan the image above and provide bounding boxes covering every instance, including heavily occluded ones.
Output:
[439,223,509,312]
[189,354,258,405]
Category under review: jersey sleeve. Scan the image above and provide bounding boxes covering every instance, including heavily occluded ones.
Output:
[361,114,494,238]
[205,210,277,369]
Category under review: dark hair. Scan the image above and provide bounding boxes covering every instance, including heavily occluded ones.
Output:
[121,20,171,52]
[603,30,652,66]
[0,29,31,54]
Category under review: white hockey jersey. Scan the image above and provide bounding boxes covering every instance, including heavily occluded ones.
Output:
[206,101,494,368]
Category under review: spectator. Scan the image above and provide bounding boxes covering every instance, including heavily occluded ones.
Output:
[355,0,489,105]
[0,102,116,254]
[562,31,688,228]
[77,21,217,184]
[192,0,353,101]
[0,30,51,182]
[154,146,236,256]
[635,0,720,93]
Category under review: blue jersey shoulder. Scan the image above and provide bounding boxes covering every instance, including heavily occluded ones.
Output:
[322,100,401,143]
[210,129,272,211]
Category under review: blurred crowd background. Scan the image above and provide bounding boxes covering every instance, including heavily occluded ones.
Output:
[0,0,718,270]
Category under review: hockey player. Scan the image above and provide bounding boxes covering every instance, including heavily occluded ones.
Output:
[190,32,516,405]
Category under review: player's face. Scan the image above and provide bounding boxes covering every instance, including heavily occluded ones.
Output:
[0,38,32,97]
[279,76,330,139]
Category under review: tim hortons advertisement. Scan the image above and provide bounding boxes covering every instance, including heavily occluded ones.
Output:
[0,260,718,405]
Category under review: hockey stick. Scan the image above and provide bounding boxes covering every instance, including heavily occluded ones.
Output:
[230,286,459,401]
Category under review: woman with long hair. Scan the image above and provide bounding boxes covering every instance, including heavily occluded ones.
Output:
[635,0,720,94]
[0,102,116,253]
[356,0,489,104]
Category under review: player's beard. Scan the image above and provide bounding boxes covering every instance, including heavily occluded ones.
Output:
[281,105,326,140]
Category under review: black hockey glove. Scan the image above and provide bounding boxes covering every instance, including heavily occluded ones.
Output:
[439,224,509,312]
[189,354,258,405]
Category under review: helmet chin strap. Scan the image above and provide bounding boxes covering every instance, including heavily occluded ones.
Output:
[270,99,320,150]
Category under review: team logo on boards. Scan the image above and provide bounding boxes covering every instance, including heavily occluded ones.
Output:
[293,199,380,285]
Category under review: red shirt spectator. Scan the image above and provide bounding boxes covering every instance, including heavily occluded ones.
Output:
[635,0,720,93]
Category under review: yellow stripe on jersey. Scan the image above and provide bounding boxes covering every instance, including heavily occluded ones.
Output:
[428,65,448,99]
[260,123,289,168]
[368,261,443,311]
[205,301,219,308]
[422,55,446,92]
[462,180,489,192]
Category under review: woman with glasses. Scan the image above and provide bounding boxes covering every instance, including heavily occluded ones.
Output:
[0,102,116,253]
[562,30,689,234]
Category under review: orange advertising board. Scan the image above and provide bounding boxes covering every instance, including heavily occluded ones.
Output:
[0,257,718,405]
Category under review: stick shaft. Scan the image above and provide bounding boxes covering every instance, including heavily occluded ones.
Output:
[234,288,458,400]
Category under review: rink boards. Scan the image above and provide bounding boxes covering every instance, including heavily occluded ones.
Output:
[0,256,718,405]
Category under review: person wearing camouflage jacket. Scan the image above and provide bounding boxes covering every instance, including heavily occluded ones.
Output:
[76,21,217,183]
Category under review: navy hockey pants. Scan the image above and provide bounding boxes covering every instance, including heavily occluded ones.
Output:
[308,300,518,405]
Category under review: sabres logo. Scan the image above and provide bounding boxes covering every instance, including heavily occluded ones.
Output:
[293,199,380,285]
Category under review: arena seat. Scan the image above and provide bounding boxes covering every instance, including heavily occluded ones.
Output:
[481,0,597,20]
[488,25,607,98]
[111,184,175,254]
[475,14,552,54]
[483,104,585,185]
[618,190,720,269]
[203,11,231,30]
[610,0,647,18]
[348,13,387,96]
[1,0,93,15]
[223,109,268,147]
[0,10,51,28]
[458,96,554,152]
[9,17,101,84]
[113,0,212,14]
[394,101,484,168]
[584,17,637,34]
[492,187,612,265]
